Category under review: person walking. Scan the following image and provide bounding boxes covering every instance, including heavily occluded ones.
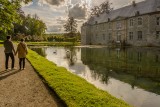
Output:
[15,39,28,70]
[4,36,16,70]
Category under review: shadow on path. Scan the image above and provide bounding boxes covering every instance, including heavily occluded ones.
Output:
[0,70,21,81]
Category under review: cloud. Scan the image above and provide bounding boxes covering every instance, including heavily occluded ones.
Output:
[91,0,145,9]
[45,0,65,6]
[47,25,63,32]
[22,0,145,33]
[68,3,88,19]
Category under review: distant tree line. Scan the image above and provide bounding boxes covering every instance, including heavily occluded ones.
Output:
[44,32,81,42]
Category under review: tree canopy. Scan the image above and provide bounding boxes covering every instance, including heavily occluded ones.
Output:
[64,17,78,37]
[0,0,20,36]
[0,0,46,40]
[14,14,47,37]
[90,0,113,17]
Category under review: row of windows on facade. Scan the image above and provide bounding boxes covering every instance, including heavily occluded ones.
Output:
[94,17,160,30]
[129,31,160,40]
[94,31,160,41]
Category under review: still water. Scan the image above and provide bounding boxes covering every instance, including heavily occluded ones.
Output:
[30,46,160,107]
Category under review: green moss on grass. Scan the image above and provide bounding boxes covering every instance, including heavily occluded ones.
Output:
[27,49,131,107]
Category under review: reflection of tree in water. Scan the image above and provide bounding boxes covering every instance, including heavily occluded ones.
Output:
[30,47,47,57]
[64,47,77,66]
[82,48,111,85]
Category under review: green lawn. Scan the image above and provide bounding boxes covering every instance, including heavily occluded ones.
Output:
[0,40,3,44]
[27,49,131,107]
[0,40,3,46]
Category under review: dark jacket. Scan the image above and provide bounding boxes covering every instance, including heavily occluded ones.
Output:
[4,40,14,53]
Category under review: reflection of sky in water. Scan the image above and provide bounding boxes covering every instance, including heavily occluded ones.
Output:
[32,46,160,107]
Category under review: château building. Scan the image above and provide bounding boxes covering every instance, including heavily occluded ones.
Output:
[81,0,160,46]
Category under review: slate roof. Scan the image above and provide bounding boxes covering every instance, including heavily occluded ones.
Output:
[87,0,160,25]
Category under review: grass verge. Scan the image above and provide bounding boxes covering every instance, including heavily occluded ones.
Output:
[27,49,131,107]
[27,42,80,46]
[0,40,3,45]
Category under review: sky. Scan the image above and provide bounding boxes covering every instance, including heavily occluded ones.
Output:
[22,0,145,33]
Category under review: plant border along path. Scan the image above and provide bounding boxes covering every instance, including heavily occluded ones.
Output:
[27,49,131,107]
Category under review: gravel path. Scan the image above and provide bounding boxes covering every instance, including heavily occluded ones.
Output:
[0,47,65,107]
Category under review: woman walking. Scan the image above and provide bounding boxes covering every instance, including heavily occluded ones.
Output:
[15,39,28,70]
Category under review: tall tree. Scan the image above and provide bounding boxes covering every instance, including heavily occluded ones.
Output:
[0,0,32,39]
[15,14,47,37]
[90,6,100,17]
[90,0,112,17]
[99,1,113,14]
[64,17,77,37]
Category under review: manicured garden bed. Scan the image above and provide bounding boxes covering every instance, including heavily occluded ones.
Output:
[27,49,131,107]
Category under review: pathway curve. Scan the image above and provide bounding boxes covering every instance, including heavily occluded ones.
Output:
[0,46,64,107]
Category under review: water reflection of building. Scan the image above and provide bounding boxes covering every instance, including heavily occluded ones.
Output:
[81,47,160,94]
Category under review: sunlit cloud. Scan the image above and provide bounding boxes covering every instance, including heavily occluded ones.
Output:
[22,0,145,33]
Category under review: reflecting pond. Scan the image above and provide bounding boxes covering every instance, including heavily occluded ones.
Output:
[30,46,160,107]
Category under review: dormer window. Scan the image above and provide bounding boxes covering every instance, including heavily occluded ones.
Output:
[135,11,140,16]
[108,18,110,22]
[132,1,136,7]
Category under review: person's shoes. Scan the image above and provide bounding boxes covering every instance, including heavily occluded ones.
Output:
[5,69,10,71]
[5,68,11,71]
[11,67,17,70]
[22,68,25,70]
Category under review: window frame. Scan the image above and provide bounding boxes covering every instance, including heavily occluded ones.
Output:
[138,17,143,26]
[103,34,105,40]
[117,32,121,41]
[130,19,134,26]
[138,31,143,40]
[129,32,134,40]
[157,17,160,25]
[116,22,122,29]
[156,31,160,39]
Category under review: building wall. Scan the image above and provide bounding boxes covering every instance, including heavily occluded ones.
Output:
[126,15,149,46]
[81,25,91,45]
[148,13,160,46]
[81,13,160,46]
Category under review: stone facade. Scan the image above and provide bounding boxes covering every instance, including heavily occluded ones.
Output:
[81,0,160,46]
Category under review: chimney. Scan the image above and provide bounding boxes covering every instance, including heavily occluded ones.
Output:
[132,1,136,7]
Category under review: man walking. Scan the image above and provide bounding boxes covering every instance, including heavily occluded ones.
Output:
[4,36,16,70]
